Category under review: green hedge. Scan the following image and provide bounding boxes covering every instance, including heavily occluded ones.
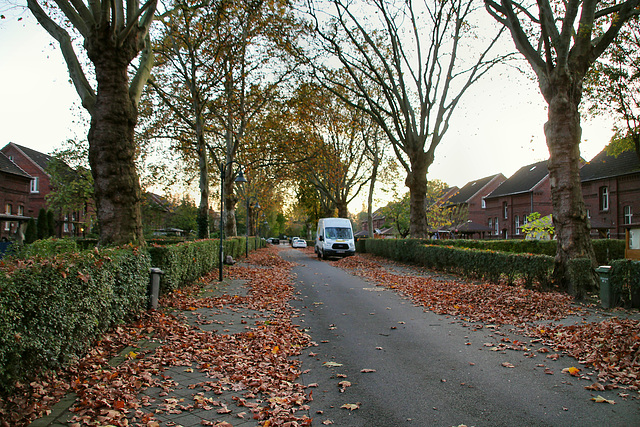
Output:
[361,238,555,289]
[0,247,150,394]
[0,236,266,395]
[386,238,625,264]
[360,238,606,296]
[609,259,640,307]
[148,236,265,293]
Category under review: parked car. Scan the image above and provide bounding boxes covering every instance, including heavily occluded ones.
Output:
[292,239,307,248]
[266,238,280,245]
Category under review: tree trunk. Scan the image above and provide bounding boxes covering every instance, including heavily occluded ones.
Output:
[543,75,597,297]
[224,176,239,237]
[87,39,143,246]
[405,153,429,238]
[336,201,348,218]
[196,122,210,239]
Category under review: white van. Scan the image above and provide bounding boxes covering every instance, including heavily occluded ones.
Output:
[315,218,355,260]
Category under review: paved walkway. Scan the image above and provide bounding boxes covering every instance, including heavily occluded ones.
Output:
[33,271,282,427]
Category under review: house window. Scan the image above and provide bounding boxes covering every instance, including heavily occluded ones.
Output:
[18,205,24,216]
[503,202,508,219]
[586,209,591,219]
[515,215,520,235]
[4,204,11,215]
[599,186,609,211]
[494,217,499,235]
[63,214,69,233]
[488,218,492,233]
[624,206,633,224]
[3,222,9,231]
[30,177,39,193]
[482,198,486,209]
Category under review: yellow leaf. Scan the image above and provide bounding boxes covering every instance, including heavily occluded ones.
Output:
[272,345,280,354]
[341,403,360,411]
[562,367,580,376]
[591,395,615,404]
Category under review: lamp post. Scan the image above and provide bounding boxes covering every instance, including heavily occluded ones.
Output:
[218,161,247,281]
[245,196,260,257]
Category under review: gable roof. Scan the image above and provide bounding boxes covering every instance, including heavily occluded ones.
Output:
[486,159,549,199]
[447,173,504,205]
[4,142,54,173]
[580,149,640,182]
[0,152,32,179]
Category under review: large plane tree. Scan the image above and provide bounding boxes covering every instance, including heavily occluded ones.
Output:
[485,0,640,294]
[27,0,157,245]
[308,0,506,237]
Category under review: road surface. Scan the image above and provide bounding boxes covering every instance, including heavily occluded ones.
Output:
[281,247,639,427]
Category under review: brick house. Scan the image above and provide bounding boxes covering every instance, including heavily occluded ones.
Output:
[1,142,93,238]
[445,173,506,237]
[580,149,640,240]
[0,152,32,241]
[483,160,552,239]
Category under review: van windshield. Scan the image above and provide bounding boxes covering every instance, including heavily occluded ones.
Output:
[325,227,352,239]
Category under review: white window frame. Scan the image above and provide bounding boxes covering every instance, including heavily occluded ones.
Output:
[488,218,492,234]
[600,186,609,211]
[503,202,508,219]
[515,215,520,235]
[494,217,499,235]
[30,177,39,193]
[4,204,11,215]
[624,205,633,225]
[481,198,486,209]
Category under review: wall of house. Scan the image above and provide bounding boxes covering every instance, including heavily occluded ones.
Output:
[1,145,51,219]
[466,176,507,227]
[1,172,31,240]
[582,172,640,239]
[483,188,553,239]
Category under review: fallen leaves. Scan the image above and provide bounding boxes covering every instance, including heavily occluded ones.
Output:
[337,254,640,394]
[0,245,313,427]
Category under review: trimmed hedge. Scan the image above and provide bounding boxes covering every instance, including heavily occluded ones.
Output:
[360,238,555,289]
[0,247,150,394]
[385,238,625,264]
[0,236,266,394]
[359,238,606,296]
[609,259,640,307]
[148,236,265,293]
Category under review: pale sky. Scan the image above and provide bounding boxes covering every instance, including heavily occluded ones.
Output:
[1,9,614,209]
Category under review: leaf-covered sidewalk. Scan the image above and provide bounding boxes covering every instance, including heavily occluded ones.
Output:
[1,246,313,427]
[2,247,639,426]
[337,254,640,396]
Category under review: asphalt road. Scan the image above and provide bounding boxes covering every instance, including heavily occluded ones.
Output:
[281,247,640,427]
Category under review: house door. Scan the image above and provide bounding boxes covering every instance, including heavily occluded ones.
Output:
[502,229,508,239]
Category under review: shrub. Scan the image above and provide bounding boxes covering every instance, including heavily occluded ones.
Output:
[0,246,150,394]
[362,238,554,289]
[609,260,640,307]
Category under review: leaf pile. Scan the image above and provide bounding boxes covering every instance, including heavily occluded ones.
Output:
[0,245,313,426]
[529,319,640,391]
[337,254,640,394]
[338,254,576,324]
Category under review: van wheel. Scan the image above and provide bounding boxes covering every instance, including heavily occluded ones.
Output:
[317,250,321,259]
[322,251,328,260]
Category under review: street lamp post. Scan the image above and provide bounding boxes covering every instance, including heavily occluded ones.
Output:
[218,161,247,281]
[245,196,260,257]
